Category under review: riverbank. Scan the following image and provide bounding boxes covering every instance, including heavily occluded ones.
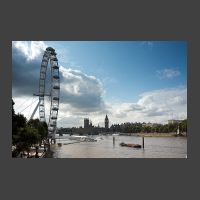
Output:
[134,132,187,137]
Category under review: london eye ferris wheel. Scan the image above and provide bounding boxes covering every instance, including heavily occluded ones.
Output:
[30,47,60,138]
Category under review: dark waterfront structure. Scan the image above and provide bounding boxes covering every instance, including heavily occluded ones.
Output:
[84,118,89,128]
[105,114,109,129]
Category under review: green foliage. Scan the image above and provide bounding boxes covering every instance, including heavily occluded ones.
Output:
[110,120,187,134]
[28,119,48,139]
[179,119,187,132]
[15,127,41,152]
[12,99,15,116]
[12,113,27,144]
[12,99,48,157]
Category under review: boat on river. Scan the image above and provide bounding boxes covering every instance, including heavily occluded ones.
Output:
[69,135,97,142]
[112,133,120,136]
[120,142,141,148]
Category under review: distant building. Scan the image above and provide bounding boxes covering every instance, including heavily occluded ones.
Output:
[84,118,90,128]
[168,119,183,124]
[105,114,109,129]
[142,122,158,127]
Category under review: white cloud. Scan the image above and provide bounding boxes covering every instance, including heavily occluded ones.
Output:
[59,66,106,112]
[156,68,180,79]
[108,87,187,124]
[12,41,47,61]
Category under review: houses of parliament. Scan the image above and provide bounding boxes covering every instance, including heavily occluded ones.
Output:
[84,114,109,129]
[58,115,110,135]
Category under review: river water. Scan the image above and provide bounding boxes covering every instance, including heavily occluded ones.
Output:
[51,135,187,158]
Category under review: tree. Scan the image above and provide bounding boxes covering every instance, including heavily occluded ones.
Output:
[14,127,41,156]
[162,124,169,133]
[12,99,15,117]
[179,119,187,133]
[12,113,27,145]
[28,119,48,140]
[12,99,47,157]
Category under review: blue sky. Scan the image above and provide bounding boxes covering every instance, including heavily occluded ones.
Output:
[12,41,187,127]
[45,41,187,102]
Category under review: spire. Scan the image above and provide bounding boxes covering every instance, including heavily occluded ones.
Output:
[105,114,108,120]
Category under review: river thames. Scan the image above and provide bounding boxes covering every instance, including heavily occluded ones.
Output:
[50,135,187,158]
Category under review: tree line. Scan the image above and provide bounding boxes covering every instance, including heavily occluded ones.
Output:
[110,120,187,133]
[12,99,48,157]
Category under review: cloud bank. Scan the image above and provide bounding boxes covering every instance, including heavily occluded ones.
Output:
[12,41,187,127]
[12,41,106,119]
[108,87,187,124]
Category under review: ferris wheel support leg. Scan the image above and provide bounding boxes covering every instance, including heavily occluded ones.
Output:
[29,100,40,121]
